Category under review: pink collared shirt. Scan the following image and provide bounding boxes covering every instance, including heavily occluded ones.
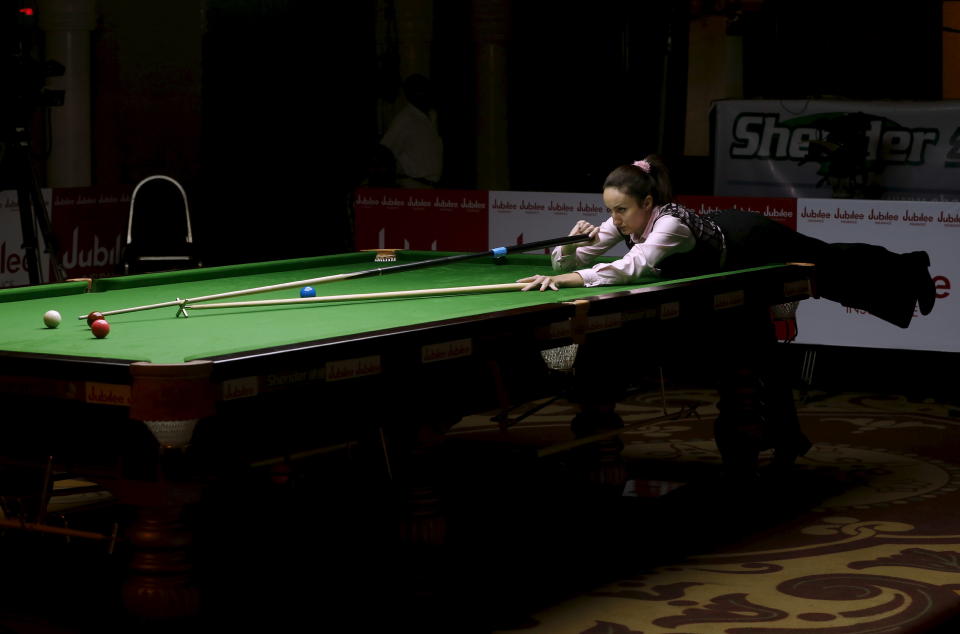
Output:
[551,209,696,286]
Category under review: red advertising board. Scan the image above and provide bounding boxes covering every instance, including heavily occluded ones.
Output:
[51,187,130,280]
[677,195,797,230]
[353,188,488,252]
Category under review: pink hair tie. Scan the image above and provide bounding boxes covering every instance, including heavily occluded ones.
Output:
[633,160,651,173]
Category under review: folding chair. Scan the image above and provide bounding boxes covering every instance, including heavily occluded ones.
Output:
[123,175,200,274]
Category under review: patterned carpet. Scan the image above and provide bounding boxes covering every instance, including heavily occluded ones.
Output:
[3,386,960,633]
[444,387,960,633]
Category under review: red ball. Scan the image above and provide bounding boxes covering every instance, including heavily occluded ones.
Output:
[86,311,105,326]
[91,319,110,339]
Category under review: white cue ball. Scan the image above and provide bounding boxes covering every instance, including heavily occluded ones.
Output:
[43,310,62,329]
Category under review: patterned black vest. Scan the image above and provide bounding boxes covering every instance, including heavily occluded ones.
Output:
[622,203,726,277]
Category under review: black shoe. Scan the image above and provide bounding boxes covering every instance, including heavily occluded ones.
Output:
[772,432,813,469]
[714,413,767,479]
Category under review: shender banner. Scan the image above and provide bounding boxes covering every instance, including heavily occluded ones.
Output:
[714,100,960,201]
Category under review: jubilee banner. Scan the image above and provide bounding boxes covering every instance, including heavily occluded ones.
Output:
[0,189,51,287]
[351,189,957,352]
[714,100,960,201]
[52,188,129,279]
[676,195,797,230]
[488,190,628,258]
[794,198,958,352]
[1,188,130,285]
[352,188,488,253]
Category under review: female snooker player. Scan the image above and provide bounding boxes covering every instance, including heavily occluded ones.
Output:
[517,155,937,478]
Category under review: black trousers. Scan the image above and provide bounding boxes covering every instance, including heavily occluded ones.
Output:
[568,302,809,476]
[572,211,924,474]
[712,210,920,328]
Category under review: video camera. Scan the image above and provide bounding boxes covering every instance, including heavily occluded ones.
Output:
[1,0,65,130]
[1,0,66,284]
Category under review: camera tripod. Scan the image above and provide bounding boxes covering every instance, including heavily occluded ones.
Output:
[2,2,66,285]
[5,119,64,284]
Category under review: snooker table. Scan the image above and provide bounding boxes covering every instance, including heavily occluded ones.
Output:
[0,250,813,622]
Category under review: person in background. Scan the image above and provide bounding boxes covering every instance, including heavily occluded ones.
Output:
[380,74,443,188]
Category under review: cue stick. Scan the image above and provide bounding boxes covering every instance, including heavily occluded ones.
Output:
[183,283,528,310]
[76,233,592,320]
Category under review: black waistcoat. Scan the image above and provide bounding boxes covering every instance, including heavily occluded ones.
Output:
[622,203,726,277]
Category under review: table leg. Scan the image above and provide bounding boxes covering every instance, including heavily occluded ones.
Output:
[120,361,214,621]
[121,502,199,620]
[567,340,630,490]
[713,309,812,477]
[87,462,204,622]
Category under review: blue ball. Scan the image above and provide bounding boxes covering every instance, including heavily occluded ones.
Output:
[300,286,316,298]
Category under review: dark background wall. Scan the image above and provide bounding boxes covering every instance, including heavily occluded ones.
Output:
[9,0,948,266]
[739,1,943,101]
[198,0,376,262]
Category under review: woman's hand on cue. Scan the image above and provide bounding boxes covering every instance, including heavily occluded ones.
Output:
[561,220,600,255]
[518,275,559,291]
[517,272,585,292]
